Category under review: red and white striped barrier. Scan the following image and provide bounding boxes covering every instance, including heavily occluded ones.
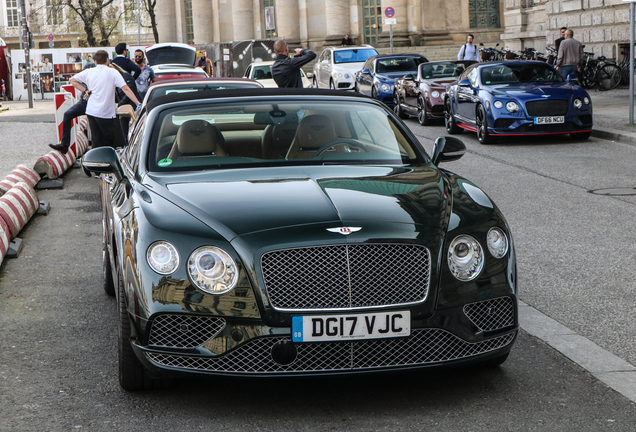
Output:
[74,116,89,158]
[0,217,9,265]
[0,164,40,197]
[0,182,39,238]
[33,150,76,180]
[55,91,75,145]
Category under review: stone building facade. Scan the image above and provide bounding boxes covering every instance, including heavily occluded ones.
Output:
[501,0,632,60]
[156,0,506,51]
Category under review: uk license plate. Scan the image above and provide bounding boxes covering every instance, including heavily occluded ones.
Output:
[291,311,411,342]
[534,116,564,124]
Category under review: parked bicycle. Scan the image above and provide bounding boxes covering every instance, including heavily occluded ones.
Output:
[618,45,633,87]
[579,52,621,90]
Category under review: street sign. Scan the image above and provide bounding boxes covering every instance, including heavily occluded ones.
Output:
[385,7,395,18]
[385,18,396,25]
[47,34,54,41]
[48,41,54,48]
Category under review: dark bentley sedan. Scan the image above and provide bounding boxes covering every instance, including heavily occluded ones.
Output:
[83,88,518,390]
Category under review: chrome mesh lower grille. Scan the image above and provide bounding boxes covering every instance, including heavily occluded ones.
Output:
[261,244,431,311]
[148,315,226,348]
[463,297,515,332]
[147,329,515,373]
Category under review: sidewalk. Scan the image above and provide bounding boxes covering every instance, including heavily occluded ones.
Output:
[1,88,636,141]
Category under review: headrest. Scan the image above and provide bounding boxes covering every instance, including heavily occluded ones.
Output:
[175,120,224,155]
[296,115,337,148]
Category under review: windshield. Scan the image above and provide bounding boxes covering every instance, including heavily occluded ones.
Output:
[253,65,272,80]
[481,64,563,85]
[420,62,467,79]
[334,49,377,64]
[146,46,197,66]
[376,57,425,74]
[148,100,419,171]
[147,82,262,103]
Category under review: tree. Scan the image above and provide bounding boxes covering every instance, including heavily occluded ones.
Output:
[140,0,158,43]
[64,0,119,46]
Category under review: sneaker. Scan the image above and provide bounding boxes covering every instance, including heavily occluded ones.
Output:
[49,143,69,154]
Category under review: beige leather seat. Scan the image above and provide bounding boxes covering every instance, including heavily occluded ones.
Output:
[167,120,226,160]
[285,114,337,160]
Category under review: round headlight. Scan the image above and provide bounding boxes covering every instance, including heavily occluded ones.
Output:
[574,98,583,109]
[380,83,390,92]
[147,241,180,275]
[431,90,440,98]
[494,100,503,109]
[188,246,239,294]
[584,96,590,105]
[344,73,351,79]
[506,101,519,112]
[447,235,484,281]
[487,228,509,259]
[337,73,343,78]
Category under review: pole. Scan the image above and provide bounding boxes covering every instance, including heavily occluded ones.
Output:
[630,2,634,125]
[137,0,141,45]
[19,0,33,108]
[390,24,393,54]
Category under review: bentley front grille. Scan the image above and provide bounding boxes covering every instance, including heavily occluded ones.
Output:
[147,329,516,373]
[463,297,515,332]
[260,244,431,311]
[525,100,569,116]
[148,315,226,348]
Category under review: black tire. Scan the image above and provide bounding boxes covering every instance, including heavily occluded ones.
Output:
[579,67,595,89]
[570,130,592,140]
[393,93,408,119]
[417,96,429,126]
[476,104,494,144]
[444,98,462,134]
[103,244,115,297]
[118,270,171,391]
[597,64,621,90]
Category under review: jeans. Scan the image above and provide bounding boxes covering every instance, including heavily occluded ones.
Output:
[559,65,578,81]
[60,98,87,146]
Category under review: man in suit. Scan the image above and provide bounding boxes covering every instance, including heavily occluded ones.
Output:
[110,43,141,79]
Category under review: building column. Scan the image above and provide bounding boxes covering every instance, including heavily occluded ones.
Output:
[156,0,178,43]
[275,0,300,42]
[378,0,410,47]
[407,0,422,45]
[232,0,255,41]
[192,0,214,44]
[324,0,350,45]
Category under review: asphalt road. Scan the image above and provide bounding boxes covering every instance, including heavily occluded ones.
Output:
[1,112,636,430]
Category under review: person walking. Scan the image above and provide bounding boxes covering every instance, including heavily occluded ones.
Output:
[556,29,584,81]
[457,34,479,62]
[555,27,567,53]
[111,43,141,79]
[133,49,156,102]
[271,40,316,88]
[69,50,141,150]
[198,51,214,76]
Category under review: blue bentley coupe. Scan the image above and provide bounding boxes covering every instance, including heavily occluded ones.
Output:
[355,54,428,107]
[444,61,593,144]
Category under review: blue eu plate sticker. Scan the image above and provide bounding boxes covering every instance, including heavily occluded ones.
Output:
[292,316,303,342]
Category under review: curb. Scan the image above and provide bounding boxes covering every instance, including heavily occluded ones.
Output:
[591,127,636,144]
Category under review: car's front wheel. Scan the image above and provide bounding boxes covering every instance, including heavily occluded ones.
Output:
[393,93,408,119]
[445,98,462,134]
[476,104,494,144]
[417,96,429,126]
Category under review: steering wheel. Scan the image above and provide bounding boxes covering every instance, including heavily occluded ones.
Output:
[314,139,368,157]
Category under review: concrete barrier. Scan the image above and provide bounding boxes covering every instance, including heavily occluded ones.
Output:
[0,217,9,265]
[33,150,76,180]
[0,182,39,238]
[0,164,41,197]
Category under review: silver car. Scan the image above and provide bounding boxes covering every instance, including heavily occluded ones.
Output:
[313,45,378,90]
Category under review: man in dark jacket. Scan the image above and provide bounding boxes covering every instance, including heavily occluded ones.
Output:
[555,27,567,53]
[271,40,316,88]
[111,43,141,79]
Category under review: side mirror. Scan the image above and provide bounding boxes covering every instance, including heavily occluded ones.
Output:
[458,78,471,87]
[361,69,371,75]
[431,136,466,166]
[81,146,126,183]
[322,60,329,65]
[306,72,314,79]
[403,74,415,81]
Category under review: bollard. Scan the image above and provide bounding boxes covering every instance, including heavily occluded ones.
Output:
[0,182,39,238]
[0,164,41,197]
[33,150,76,180]
[0,217,9,265]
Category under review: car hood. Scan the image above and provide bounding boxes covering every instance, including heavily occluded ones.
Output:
[425,77,458,88]
[160,165,447,240]
[334,63,366,73]
[486,82,580,99]
[378,72,417,81]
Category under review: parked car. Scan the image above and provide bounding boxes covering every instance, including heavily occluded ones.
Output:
[313,45,378,90]
[393,60,476,125]
[145,43,208,82]
[83,88,518,390]
[243,61,312,88]
[355,54,428,107]
[445,61,593,144]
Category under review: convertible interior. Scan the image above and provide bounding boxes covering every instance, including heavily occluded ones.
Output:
[149,101,418,170]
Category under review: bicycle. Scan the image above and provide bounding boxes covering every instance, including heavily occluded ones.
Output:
[618,46,633,87]
[579,52,621,90]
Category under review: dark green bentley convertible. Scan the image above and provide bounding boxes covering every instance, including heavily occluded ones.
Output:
[83,88,518,391]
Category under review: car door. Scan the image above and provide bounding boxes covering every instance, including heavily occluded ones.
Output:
[244,65,252,79]
[402,73,419,112]
[457,67,480,121]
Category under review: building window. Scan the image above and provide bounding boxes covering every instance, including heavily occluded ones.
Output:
[469,0,500,29]
[185,0,193,44]
[363,0,382,46]
[46,0,63,25]
[264,0,276,38]
[6,0,19,27]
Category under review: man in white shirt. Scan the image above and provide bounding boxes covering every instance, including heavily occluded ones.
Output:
[457,34,480,62]
[70,50,141,149]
